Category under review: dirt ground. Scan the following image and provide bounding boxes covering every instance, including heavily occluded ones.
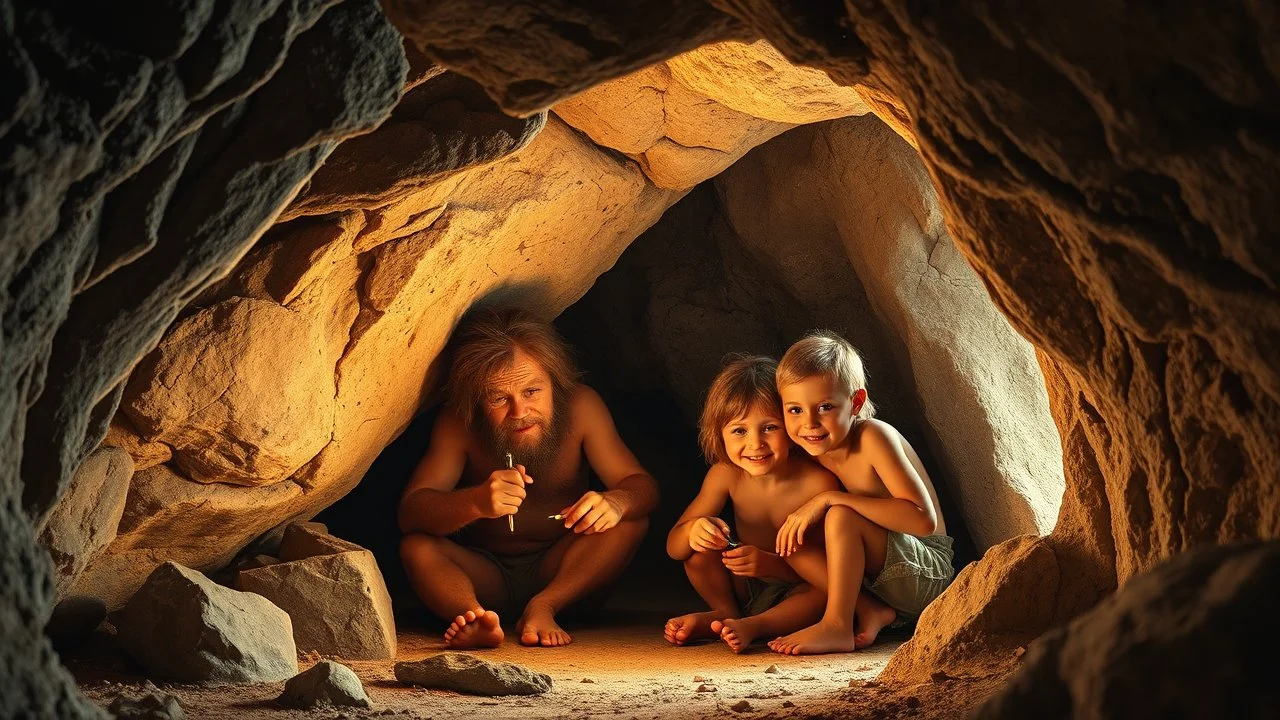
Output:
[72,608,1004,719]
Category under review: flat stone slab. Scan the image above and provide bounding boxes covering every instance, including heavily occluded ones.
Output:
[394,653,552,696]
[279,660,371,708]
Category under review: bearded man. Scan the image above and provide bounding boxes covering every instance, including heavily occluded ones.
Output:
[399,307,658,648]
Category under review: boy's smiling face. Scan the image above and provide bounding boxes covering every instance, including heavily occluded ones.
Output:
[780,374,862,456]
[721,403,790,476]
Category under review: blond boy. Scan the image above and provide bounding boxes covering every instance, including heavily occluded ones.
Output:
[768,331,955,654]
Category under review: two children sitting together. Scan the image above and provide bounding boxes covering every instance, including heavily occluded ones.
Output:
[664,331,955,655]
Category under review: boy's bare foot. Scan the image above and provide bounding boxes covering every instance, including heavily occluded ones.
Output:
[711,618,760,654]
[664,611,726,646]
[854,602,898,649]
[517,602,571,647]
[443,608,504,649]
[767,619,857,655]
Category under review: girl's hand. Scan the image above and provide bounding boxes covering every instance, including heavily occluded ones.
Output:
[721,545,779,578]
[689,516,732,553]
[776,496,830,556]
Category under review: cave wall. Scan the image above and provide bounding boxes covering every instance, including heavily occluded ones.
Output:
[1,0,407,715]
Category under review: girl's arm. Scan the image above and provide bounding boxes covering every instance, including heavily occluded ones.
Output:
[666,463,736,561]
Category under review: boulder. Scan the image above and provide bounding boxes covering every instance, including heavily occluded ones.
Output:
[115,562,297,683]
[975,542,1280,719]
[394,653,552,696]
[38,446,132,598]
[237,524,397,660]
[278,660,371,709]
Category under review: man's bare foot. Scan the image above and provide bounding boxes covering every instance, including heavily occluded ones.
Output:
[443,608,504,649]
[664,611,727,646]
[711,617,760,654]
[854,601,898,649]
[516,603,571,647]
[767,619,857,655]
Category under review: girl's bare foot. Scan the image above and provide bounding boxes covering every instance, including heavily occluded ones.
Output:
[443,608,504,649]
[664,611,727,646]
[711,617,760,653]
[767,619,857,655]
[517,602,571,647]
[854,601,898,649]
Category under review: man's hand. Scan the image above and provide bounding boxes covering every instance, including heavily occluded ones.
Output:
[476,464,531,519]
[560,490,624,534]
[688,516,731,553]
[776,495,829,557]
[721,545,781,578]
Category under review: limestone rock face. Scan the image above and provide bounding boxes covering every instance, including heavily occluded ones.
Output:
[1,0,405,712]
[278,660,371,709]
[237,524,397,660]
[123,298,336,487]
[975,542,1280,719]
[115,562,298,683]
[395,653,552,696]
[71,464,304,609]
[38,446,132,598]
[555,40,869,189]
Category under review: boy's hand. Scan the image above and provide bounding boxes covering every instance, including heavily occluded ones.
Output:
[776,496,829,556]
[689,517,731,553]
[477,464,530,519]
[721,545,778,578]
[560,490,623,534]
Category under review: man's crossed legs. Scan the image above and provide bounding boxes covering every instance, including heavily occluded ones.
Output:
[401,519,648,647]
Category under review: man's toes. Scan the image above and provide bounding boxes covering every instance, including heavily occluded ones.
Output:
[710,620,724,634]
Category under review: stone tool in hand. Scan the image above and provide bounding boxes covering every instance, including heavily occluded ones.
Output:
[506,453,516,533]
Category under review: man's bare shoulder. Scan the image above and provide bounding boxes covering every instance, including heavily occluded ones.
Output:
[567,384,612,428]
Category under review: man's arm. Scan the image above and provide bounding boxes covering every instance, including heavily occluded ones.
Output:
[559,386,659,533]
[398,412,527,536]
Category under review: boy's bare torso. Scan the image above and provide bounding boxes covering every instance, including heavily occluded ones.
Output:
[819,420,948,536]
[452,420,589,555]
[728,456,839,549]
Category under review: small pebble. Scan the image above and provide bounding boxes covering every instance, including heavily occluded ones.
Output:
[782,701,795,708]
[696,684,717,693]
[730,700,753,713]
[693,675,707,682]
[798,675,816,681]
[931,670,952,683]
[764,664,779,674]
[581,678,595,683]
[1013,646,1026,658]
[906,696,921,709]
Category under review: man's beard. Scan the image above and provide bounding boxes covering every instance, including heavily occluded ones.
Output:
[479,395,570,479]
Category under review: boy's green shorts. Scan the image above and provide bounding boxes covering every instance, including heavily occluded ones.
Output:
[864,533,956,621]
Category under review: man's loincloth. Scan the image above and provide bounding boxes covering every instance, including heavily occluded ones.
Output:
[466,544,554,616]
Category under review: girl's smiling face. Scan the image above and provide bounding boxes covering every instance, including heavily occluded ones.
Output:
[780,374,862,456]
[721,403,790,476]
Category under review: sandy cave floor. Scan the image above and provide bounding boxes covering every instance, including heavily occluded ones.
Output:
[70,609,1002,719]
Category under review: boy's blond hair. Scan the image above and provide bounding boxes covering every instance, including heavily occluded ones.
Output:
[777,331,877,421]
[699,355,782,465]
